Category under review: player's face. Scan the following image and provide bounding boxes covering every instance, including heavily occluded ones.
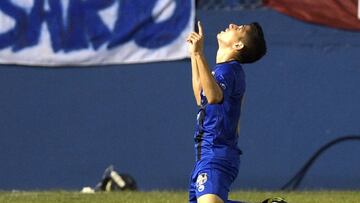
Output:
[217,24,252,47]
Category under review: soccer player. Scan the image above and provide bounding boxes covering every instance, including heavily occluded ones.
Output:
[186,21,266,203]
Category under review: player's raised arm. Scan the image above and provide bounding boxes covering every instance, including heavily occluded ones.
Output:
[190,21,223,104]
[187,25,202,105]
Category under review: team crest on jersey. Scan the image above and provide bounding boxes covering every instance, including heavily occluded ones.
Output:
[196,173,208,192]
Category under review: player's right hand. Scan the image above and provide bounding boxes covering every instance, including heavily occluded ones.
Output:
[186,21,204,55]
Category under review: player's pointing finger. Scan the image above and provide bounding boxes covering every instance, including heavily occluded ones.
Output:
[198,21,203,36]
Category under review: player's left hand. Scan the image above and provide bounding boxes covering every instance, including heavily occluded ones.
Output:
[186,21,204,55]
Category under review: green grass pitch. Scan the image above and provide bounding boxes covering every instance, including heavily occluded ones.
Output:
[0,190,359,203]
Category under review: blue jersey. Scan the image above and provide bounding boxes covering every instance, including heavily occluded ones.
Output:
[194,60,245,161]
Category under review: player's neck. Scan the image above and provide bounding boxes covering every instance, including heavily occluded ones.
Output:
[216,49,237,64]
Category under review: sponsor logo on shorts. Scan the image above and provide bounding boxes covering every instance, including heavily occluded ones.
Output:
[196,173,208,192]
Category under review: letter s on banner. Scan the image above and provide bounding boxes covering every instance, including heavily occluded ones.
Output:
[0,1,27,50]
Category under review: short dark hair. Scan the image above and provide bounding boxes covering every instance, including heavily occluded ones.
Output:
[238,22,267,64]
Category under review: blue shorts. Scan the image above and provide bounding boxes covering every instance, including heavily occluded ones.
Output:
[188,158,239,203]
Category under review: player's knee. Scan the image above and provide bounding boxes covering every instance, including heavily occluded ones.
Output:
[197,194,224,203]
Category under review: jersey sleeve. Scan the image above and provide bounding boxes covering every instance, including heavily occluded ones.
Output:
[213,67,235,99]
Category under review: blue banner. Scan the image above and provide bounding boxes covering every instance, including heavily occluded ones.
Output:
[0,0,194,66]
